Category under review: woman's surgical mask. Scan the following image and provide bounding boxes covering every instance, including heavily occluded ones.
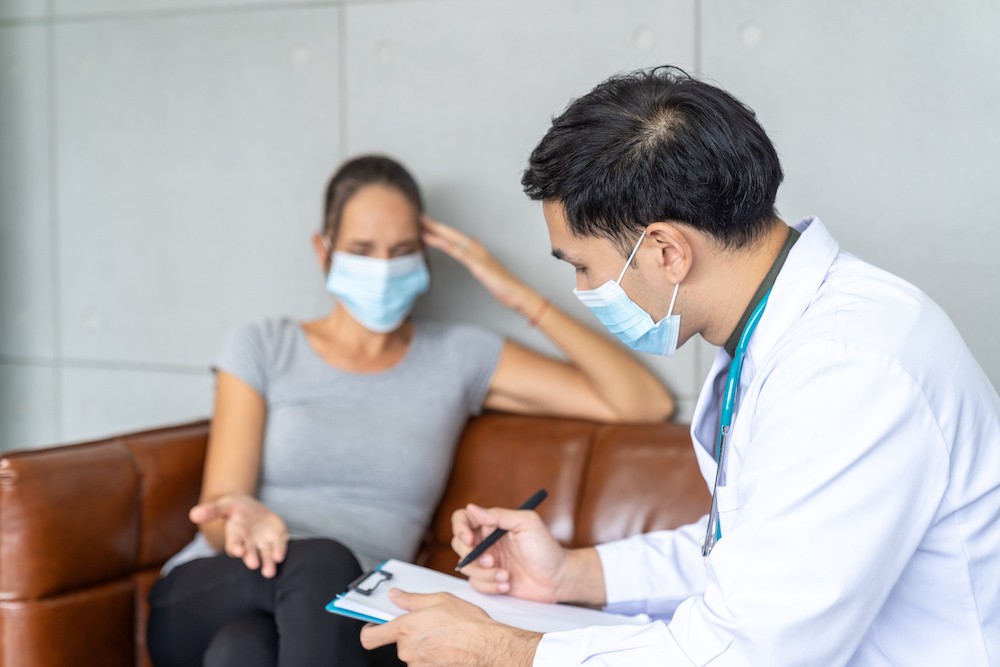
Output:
[325,249,430,333]
[574,230,681,356]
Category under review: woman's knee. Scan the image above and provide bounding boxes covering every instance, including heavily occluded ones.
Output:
[279,539,362,586]
[285,538,360,568]
[203,613,277,667]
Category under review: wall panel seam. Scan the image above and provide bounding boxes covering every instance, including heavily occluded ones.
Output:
[46,16,63,441]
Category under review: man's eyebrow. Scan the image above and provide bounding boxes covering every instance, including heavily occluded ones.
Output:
[551,248,572,262]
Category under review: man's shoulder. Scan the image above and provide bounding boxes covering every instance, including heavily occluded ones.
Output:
[800,252,948,351]
[776,251,975,396]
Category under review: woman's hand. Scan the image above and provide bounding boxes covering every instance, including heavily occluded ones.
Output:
[190,494,289,578]
[422,217,673,424]
[422,217,543,316]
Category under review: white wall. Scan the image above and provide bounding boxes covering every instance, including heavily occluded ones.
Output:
[1,0,997,449]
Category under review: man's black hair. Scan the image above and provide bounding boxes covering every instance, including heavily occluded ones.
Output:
[522,66,784,251]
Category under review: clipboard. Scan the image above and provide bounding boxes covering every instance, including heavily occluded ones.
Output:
[326,559,650,633]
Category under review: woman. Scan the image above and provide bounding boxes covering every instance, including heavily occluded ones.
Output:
[146,155,673,667]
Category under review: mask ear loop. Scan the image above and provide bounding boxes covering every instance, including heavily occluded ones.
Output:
[321,236,335,274]
[665,282,680,318]
[616,230,647,285]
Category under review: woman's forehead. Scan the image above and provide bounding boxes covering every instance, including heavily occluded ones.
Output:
[338,186,420,240]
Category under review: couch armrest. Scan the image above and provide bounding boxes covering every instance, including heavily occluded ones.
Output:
[0,441,140,601]
[0,421,209,667]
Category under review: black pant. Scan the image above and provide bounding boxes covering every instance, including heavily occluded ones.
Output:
[147,538,402,667]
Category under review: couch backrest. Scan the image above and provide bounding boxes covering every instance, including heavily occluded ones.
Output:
[418,413,710,572]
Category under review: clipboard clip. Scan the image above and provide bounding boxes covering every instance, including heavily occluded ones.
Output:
[346,568,394,596]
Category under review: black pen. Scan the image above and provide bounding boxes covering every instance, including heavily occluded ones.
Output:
[455,488,548,572]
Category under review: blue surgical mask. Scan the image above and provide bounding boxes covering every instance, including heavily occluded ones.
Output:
[574,231,682,356]
[325,251,430,333]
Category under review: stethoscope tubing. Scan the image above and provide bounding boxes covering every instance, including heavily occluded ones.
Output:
[702,289,772,558]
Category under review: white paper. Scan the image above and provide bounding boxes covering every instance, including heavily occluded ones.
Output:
[327,559,650,633]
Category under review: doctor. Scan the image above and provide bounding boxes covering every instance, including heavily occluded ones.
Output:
[360,66,1000,665]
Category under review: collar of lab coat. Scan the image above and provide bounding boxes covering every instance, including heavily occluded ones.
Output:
[688,217,841,484]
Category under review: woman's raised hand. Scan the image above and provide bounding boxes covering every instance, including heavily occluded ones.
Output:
[422,217,541,315]
[190,494,289,578]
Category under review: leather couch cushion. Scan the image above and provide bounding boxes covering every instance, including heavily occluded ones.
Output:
[123,425,207,568]
[0,578,134,667]
[133,568,161,667]
[423,414,594,572]
[574,422,711,547]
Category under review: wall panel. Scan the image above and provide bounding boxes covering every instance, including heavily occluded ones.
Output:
[0,363,58,450]
[702,0,1000,387]
[0,25,55,359]
[345,0,700,409]
[0,0,47,22]
[60,365,211,442]
[54,7,341,369]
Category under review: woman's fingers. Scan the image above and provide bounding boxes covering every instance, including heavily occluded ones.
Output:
[421,216,479,261]
[258,541,277,578]
[241,540,261,571]
[189,499,229,525]
[425,218,530,310]
[421,215,460,242]
[235,529,288,577]
[257,532,288,577]
[271,535,288,564]
[224,520,249,558]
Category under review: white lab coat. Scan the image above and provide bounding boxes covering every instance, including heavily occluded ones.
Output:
[534,218,1000,666]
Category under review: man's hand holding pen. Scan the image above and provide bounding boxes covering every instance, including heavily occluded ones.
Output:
[450,500,567,603]
[359,489,609,664]
[359,499,552,667]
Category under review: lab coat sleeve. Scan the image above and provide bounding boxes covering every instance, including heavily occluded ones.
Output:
[594,518,709,618]
[533,341,949,666]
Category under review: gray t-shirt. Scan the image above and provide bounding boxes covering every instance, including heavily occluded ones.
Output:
[162,318,503,574]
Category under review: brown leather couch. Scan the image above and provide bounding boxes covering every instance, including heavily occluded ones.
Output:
[0,413,709,667]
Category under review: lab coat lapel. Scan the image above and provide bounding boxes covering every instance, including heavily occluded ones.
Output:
[745,217,841,364]
[718,218,842,485]
[688,218,841,489]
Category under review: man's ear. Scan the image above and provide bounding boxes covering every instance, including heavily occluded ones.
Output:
[644,222,693,284]
[312,233,332,273]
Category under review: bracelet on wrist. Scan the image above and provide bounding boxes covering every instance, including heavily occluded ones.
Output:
[528,298,550,328]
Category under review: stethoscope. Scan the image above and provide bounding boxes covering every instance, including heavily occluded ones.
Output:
[701,289,771,558]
